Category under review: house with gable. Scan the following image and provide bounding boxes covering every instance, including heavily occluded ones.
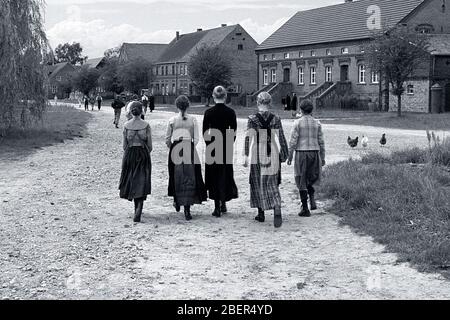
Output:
[150,24,259,102]
[118,43,168,64]
[45,62,77,99]
[255,0,450,113]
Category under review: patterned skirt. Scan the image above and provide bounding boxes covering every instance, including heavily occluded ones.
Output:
[294,151,321,191]
[249,163,282,211]
[119,146,152,201]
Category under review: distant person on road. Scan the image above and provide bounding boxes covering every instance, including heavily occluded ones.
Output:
[83,95,89,111]
[119,101,153,223]
[149,93,155,112]
[112,96,126,128]
[89,96,95,111]
[96,94,103,111]
[141,94,149,115]
[166,95,207,221]
[287,99,326,218]
[290,93,298,118]
[243,92,289,228]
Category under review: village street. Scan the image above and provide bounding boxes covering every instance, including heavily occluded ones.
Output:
[0,106,449,300]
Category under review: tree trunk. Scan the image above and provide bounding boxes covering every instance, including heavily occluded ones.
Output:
[383,77,390,112]
[397,94,402,117]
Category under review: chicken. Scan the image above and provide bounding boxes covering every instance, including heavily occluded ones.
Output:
[380,133,387,147]
[347,136,359,148]
[362,135,369,148]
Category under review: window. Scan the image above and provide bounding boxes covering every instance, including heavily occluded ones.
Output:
[185,65,188,75]
[299,51,304,58]
[310,67,316,84]
[360,46,365,53]
[284,53,290,59]
[51,85,57,93]
[371,71,379,84]
[358,65,366,84]
[154,67,158,75]
[341,47,349,54]
[263,69,268,85]
[238,44,244,50]
[407,85,414,95]
[172,65,175,74]
[415,24,434,34]
[165,66,169,75]
[326,49,331,56]
[172,83,176,94]
[298,67,304,85]
[236,32,242,36]
[263,55,268,61]
[325,66,332,82]
[270,69,276,83]
[311,50,316,57]
[272,54,276,60]
[56,76,62,81]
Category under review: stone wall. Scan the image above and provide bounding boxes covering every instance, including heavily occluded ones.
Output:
[389,80,430,113]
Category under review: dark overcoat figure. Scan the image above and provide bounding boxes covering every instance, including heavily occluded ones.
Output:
[291,94,298,111]
[285,94,291,111]
[149,95,155,112]
[202,103,238,204]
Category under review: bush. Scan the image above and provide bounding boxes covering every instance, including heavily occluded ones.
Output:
[427,131,450,167]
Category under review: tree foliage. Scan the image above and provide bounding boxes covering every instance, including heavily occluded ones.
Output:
[71,66,100,96]
[188,45,232,103]
[365,26,430,116]
[55,42,87,65]
[117,58,152,94]
[98,57,123,94]
[0,0,49,135]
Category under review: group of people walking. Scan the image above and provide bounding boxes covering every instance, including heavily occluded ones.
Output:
[83,94,103,111]
[111,93,155,128]
[119,86,326,228]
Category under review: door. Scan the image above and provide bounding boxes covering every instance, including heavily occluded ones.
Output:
[283,68,291,83]
[340,65,349,81]
[445,83,450,112]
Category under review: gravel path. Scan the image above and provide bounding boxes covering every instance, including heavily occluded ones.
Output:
[1,107,449,300]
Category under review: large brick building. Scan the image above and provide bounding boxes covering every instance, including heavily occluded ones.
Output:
[45,62,77,99]
[255,0,450,113]
[150,24,258,101]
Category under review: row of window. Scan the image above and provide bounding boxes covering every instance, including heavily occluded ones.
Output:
[263,46,364,61]
[153,80,190,95]
[262,65,379,85]
[154,64,188,76]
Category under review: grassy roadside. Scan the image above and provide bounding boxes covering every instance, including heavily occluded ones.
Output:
[0,104,92,160]
[320,140,450,279]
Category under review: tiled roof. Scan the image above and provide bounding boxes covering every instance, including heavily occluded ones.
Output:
[428,34,450,55]
[84,57,105,69]
[45,62,74,79]
[257,0,426,51]
[120,43,168,63]
[156,25,237,63]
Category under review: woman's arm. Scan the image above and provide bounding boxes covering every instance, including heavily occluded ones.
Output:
[193,117,199,146]
[123,128,128,151]
[318,122,325,164]
[288,121,300,163]
[165,121,173,148]
[276,118,289,163]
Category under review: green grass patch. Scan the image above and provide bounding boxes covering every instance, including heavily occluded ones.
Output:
[321,149,450,279]
[321,112,450,131]
[0,104,92,160]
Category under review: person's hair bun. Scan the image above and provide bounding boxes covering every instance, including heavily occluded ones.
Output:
[129,101,143,116]
[213,86,227,100]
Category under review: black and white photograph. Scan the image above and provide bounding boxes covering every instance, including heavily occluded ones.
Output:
[1,0,450,305]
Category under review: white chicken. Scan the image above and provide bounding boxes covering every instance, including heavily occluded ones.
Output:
[362,135,369,148]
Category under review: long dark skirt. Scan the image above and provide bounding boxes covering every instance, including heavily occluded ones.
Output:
[168,141,207,206]
[294,151,321,191]
[119,146,152,201]
[205,163,238,202]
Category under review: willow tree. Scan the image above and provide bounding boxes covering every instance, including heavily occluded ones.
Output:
[0,0,49,135]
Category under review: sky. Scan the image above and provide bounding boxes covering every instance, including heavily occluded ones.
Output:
[44,0,342,58]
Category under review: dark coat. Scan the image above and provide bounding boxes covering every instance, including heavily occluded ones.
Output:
[149,96,155,110]
[285,95,291,110]
[291,95,298,111]
[202,103,238,202]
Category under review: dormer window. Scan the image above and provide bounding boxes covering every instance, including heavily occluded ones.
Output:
[263,55,268,61]
[360,46,365,53]
[326,49,331,56]
[311,50,316,57]
[416,24,434,34]
[299,51,304,58]
[341,47,349,54]
[284,53,290,59]
[272,54,276,60]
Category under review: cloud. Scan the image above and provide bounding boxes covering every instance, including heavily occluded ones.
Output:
[239,16,290,44]
[46,5,176,57]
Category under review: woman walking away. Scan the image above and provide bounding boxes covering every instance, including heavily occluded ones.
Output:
[166,95,207,221]
[203,86,238,217]
[119,101,153,223]
[287,99,326,217]
[244,92,289,228]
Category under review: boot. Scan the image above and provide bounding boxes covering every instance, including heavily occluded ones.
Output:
[274,207,282,228]
[173,201,181,213]
[212,200,221,217]
[308,186,317,211]
[255,208,265,223]
[184,206,192,221]
[220,201,228,214]
[133,199,143,222]
[299,191,311,217]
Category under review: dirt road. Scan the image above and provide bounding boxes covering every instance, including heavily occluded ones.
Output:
[1,107,449,299]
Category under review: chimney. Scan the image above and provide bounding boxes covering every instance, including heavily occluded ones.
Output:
[176,31,180,40]
[221,24,227,27]
[197,28,203,32]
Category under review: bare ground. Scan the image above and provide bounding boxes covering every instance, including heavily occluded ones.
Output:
[0,106,449,300]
